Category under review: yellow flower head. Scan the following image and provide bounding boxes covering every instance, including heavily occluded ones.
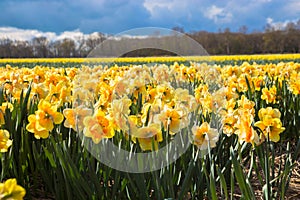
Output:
[288,72,300,95]
[192,122,219,150]
[257,107,281,126]
[156,84,174,103]
[0,129,12,153]
[252,76,264,91]
[238,95,255,110]
[83,112,114,144]
[109,97,132,131]
[222,113,237,136]
[237,75,252,92]
[26,113,51,139]
[98,81,113,109]
[0,102,14,125]
[261,85,277,104]
[31,83,48,99]
[136,123,163,151]
[146,87,158,104]
[195,84,213,115]
[254,107,285,142]
[63,106,92,132]
[26,99,64,139]
[234,109,259,144]
[174,88,198,112]
[237,95,255,115]
[0,178,26,200]
[156,106,188,135]
[141,102,161,125]
[38,100,64,125]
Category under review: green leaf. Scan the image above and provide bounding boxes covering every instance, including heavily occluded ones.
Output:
[217,165,229,200]
[230,147,255,199]
[43,147,57,168]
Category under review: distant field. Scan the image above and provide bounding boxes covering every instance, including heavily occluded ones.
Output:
[1,53,300,67]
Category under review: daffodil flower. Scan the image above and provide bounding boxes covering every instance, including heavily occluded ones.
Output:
[254,107,285,142]
[0,102,14,125]
[192,122,219,150]
[234,109,259,144]
[0,129,12,153]
[26,99,64,139]
[156,106,188,135]
[261,85,277,104]
[83,110,114,144]
[108,97,132,131]
[63,106,93,132]
[135,123,163,151]
[0,178,26,200]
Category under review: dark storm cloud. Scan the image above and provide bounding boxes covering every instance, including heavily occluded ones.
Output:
[0,0,299,34]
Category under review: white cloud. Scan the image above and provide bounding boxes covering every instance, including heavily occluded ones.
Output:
[0,26,153,46]
[266,17,298,30]
[0,27,57,41]
[56,30,85,41]
[0,27,104,42]
[204,5,233,23]
[143,0,173,15]
[266,17,273,24]
[143,0,189,19]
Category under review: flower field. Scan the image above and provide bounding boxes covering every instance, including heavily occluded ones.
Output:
[0,54,300,199]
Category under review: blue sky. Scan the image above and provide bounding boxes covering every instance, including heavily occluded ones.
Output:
[0,0,299,35]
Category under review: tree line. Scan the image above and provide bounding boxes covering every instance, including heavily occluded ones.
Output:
[0,23,300,58]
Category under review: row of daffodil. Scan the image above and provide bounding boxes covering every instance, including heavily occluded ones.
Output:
[1,53,300,64]
[1,61,299,155]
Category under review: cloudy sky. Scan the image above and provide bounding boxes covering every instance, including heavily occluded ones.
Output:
[0,0,299,39]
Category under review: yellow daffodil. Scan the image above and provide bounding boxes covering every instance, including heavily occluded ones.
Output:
[156,84,174,104]
[0,178,26,200]
[252,76,264,91]
[31,83,48,99]
[261,85,277,104]
[98,81,113,109]
[222,113,237,136]
[108,97,132,131]
[146,87,158,103]
[195,84,213,115]
[152,64,170,84]
[26,114,50,139]
[234,109,259,144]
[0,102,14,125]
[63,106,93,132]
[0,129,12,152]
[237,75,251,92]
[46,81,72,105]
[83,112,114,144]
[156,106,188,135]
[38,100,64,124]
[136,123,163,151]
[237,95,255,115]
[26,100,64,139]
[257,107,281,123]
[141,102,161,125]
[192,122,219,150]
[288,72,300,95]
[174,88,197,112]
[127,115,142,137]
[254,107,285,142]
